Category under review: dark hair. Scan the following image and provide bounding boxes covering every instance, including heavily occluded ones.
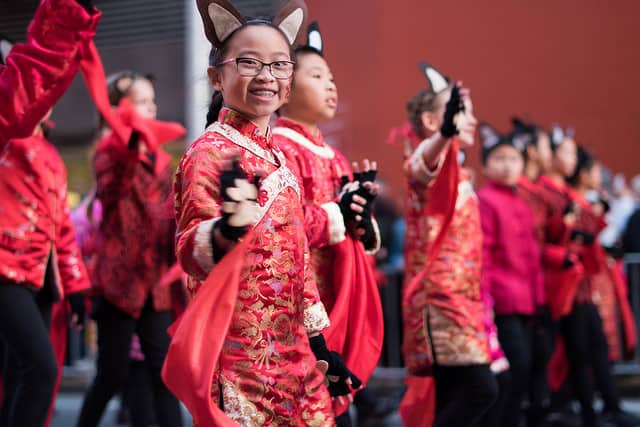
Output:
[406,88,441,139]
[100,71,154,130]
[106,70,155,107]
[205,22,295,127]
[567,145,595,187]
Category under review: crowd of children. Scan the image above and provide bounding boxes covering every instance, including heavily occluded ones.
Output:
[0,0,639,427]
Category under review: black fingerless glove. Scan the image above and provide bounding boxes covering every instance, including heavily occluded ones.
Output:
[354,169,377,205]
[563,201,576,217]
[217,159,253,242]
[440,85,464,138]
[570,229,595,245]
[68,293,86,328]
[562,253,575,269]
[309,334,362,396]
[338,186,359,222]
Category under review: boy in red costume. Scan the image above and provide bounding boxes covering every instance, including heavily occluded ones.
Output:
[273,21,384,425]
[477,124,544,427]
[562,145,638,427]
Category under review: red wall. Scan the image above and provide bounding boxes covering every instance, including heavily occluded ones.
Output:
[309,0,640,195]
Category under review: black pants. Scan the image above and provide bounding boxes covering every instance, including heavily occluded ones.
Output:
[433,364,499,427]
[527,309,553,426]
[495,315,533,427]
[76,297,182,427]
[561,302,619,424]
[478,370,511,427]
[0,281,57,427]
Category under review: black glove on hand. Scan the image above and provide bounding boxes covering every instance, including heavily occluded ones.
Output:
[68,293,86,329]
[563,201,576,217]
[354,169,378,206]
[338,183,360,222]
[440,85,464,138]
[570,229,596,245]
[215,158,259,242]
[562,253,576,269]
[309,334,362,396]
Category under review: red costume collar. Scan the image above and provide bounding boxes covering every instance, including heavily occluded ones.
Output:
[275,117,324,147]
[538,174,568,193]
[218,108,273,151]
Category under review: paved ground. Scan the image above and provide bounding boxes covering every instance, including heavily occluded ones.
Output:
[49,366,640,427]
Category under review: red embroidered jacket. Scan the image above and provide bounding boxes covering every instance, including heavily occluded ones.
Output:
[92,134,175,318]
[0,134,90,297]
[0,0,100,143]
[273,118,381,305]
[537,175,585,318]
[173,109,332,424]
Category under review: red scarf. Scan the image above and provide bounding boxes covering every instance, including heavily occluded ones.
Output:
[161,232,255,427]
[324,235,384,415]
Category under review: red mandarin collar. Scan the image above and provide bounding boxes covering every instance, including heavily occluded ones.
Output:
[218,108,274,150]
[275,117,325,147]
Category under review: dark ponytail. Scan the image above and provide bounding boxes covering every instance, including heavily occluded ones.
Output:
[206,91,224,127]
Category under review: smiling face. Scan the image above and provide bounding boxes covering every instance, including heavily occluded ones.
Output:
[280,51,338,125]
[208,25,293,128]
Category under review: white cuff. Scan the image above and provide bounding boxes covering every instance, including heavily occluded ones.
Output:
[321,202,346,245]
[490,357,510,374]
[304,301,330,335]
[409,140,444,184]
[193,217,220,275]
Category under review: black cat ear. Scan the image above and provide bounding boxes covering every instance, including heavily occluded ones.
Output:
[0,34,14,66]
[479,122,501,150]
[305,21,323,54]
[418,60,450,94]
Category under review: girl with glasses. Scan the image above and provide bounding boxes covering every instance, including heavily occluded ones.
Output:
[165,1,348,425]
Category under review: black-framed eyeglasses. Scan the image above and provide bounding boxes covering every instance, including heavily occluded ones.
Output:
[216,57,295,80]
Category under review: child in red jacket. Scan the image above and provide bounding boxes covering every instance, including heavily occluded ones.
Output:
[0,2,99,425]
[478,123,544,427]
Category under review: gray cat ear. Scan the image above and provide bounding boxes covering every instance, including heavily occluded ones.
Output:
[273,0,307,45]
[197,0,246,47]
[0,35,14,65]
[418,61,450,94]
[550,125,565,147]
[479,123,500,149]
